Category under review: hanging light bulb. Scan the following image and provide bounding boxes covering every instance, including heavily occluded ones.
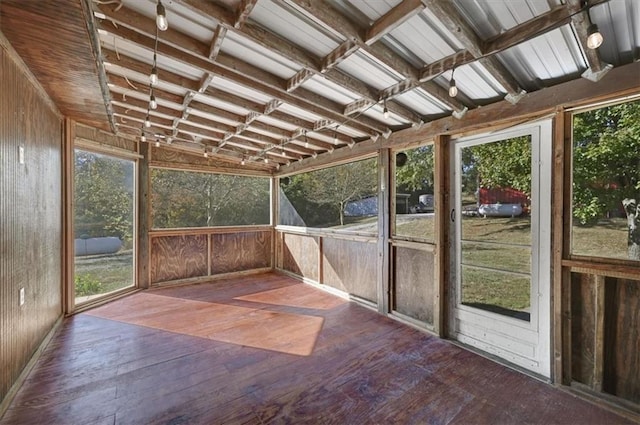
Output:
[383,99,389,120]
[586,24,603,49]
[264,157,269,164]
[150,66,158,86]
[449,78,458,98]
[144,116,151,128]
[149,94,157,110]
[155,140,160,147]
[449,68,458,98]
[156,1,168,31]
[140,134,146,143]
[304,130,309,148]
[241,158,246,166]
[204,151,208,158]
[333,133,338,145]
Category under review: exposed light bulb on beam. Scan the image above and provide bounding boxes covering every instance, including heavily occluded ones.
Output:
[149,94,157,110]
[383,99,389,119]
[155,140,160,147]
[144,116,151,128]
[241,158,246,165]
[449,78,458,98]
[140,134,146,142]
[156,1,168,31]
[587,24,603,49]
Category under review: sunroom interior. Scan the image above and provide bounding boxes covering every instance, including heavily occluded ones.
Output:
[1,0,639,422]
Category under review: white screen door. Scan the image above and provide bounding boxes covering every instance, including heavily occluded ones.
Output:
[450,121,551,378]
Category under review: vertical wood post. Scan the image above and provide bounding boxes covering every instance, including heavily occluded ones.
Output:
[63,118,75,314]
[434,135,450,337]
[378,148,391,314]
[271,176,279,270]
[137,143,150,289]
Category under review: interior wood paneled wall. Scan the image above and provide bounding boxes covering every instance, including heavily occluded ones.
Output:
[570,272,640,406]
[149,228,272,285]
[0,39,62,406]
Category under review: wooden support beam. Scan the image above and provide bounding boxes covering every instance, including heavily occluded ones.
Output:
[287,68,314,92]
[345,98,374,116]
[421,81,468,116]
[434,135,449,337]
[208,26,227,60]
[424,0,525,102]
[99,21,384,135]
[321,40,358,72]
[235,0,258,29]
[365,0,424,44]
[567,0,612,81]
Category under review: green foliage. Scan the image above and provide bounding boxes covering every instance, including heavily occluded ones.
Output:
[74,151,134,245]
[396,145,435,192]
[74,273,103,296]
[151,170,270,228]
[572,100,640,224]
[282,158,377,227]
[465,136,532,196]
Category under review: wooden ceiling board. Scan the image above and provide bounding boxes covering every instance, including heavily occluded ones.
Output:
[0,0,111,132]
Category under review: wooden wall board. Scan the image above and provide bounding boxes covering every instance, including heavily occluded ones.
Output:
[150,147,271,176]
[75,123,137,153]
[211,231,272,274]
[392,246,435,326]
[322,238,377,303]
[571,272,597,388]
[0,43,63,407]
[150,235,208,283]
[281,233,319,281]
[603,277,640,404]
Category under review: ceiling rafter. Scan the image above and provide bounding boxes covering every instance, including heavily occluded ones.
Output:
[96,14,386,142]
[281,0,470,115]
[176,0,420,125]
[365,0,425,45]
[234,0,258,29]
[424,0,525,104]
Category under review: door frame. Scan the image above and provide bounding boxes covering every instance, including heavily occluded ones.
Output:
[448,120,552,378]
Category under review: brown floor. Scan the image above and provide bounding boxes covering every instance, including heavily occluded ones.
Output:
[0,273,633,425]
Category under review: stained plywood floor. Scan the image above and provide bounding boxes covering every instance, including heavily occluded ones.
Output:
[0,273,633,424]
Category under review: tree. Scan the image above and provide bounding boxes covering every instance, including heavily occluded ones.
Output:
[282,158,377,226]
[74,151,134,245]
[572,101,640,225]
[396,145,434,192]
[151,169,270,228]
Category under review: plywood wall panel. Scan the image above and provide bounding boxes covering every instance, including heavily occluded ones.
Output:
[150,235,208,283]
[603,277,640,404]
[570,272,597,387]
[281,233,319,281]
[322,238,377,303]
[0,44,62,405]
[393,247,435,325]
[211,231,271,274]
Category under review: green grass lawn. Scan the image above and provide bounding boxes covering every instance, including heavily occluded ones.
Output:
[74,250,134,299]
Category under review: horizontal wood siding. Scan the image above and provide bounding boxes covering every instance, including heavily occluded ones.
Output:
[0,42,62,405]
[322,238,377,303]
[392,246,435,325]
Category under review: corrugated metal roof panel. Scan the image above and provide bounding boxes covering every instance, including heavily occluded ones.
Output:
[209,77,273,104]
[193,93,251,116]
[221,31,300,80]
[498,27,586,89]
[593,0,640,65]
[251,0,343,57]
[121,0,217,43]
[337,50,404,90]
[394,89,451,116]
[341,0,400,22]
[300,75,360,105]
